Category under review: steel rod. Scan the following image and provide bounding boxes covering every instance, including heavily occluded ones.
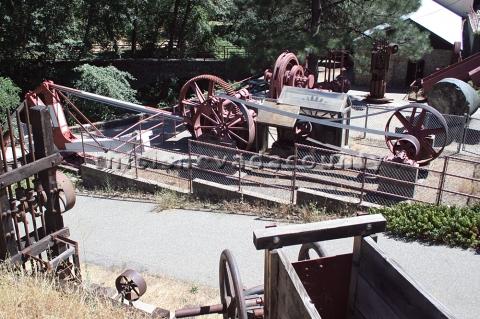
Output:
[50,83,183,121]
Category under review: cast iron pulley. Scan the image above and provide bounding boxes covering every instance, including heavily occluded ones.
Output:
[385,103,448,165]
[115,269,147,302]
[178,74,236,134]
[56,171,76,213]
[298,242,326,261]
[268,52,315,99]
[294,120,313,140]
[219,249,247,319]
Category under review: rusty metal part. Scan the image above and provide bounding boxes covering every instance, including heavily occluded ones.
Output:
[385,103,448,166]
[192,97,255,150]
[421,51,480,94]
[115,269,147,302]
[174,296,263,318]
[294,120,313,140]
[298,241,326,261]
[293,253,353,318]
[392,135,421,160]
[269,52,314,99]
[219,249,247,319]
[368,40,398,100]
[178,75,236,133]
[56,171,76,213]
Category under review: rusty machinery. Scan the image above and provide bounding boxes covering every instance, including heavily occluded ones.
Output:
[110,250,264,319]
[367,39,399,102]
[263,51,352,100]
[0,103,79,278]
[21,50,448,169]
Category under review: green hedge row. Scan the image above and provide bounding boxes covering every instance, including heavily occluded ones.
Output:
[371,203,480,250]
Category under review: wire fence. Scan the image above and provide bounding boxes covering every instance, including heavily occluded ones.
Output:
[64,99,480,208]
[75,124,480,208]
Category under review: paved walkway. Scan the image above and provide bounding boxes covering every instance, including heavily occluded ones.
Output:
[65,195,480,319]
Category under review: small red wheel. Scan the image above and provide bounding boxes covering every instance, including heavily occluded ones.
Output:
[385,103,448,165]
[115,269,147,302]
[287,65,304,87]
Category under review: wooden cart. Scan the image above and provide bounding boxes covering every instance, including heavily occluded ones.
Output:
[253,214,457,319]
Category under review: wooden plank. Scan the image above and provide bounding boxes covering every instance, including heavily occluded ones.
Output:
[0,153,62,188]
[355,275,401,319]
[357,237,457,319]
[265,249,321,319]
[254,214,386,250]
[346,236,362,319]
[263,249,278,319]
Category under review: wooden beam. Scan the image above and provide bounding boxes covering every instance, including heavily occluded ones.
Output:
[264,249,321,319]
[253,214,386,250]
[355,237,456,319]
[0,153,62,188]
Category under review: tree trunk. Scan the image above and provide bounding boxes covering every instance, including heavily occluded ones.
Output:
[79,1,96,60]
[177,0,193,57]
[167,0,181,57]
[131,18,138,57]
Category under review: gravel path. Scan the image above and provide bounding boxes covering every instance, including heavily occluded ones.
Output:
[65,195,480,319]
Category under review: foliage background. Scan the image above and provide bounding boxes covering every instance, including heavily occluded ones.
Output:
[72,64,137,121]
[0,77,20,124]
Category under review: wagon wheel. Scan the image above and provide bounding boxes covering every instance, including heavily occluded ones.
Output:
[178,75,236,134]
[115,269,147,302]
[298,242,327,261]
[192,97,255,150]
[385,103,448,165]
[270,52,300,99]
[219,250,247,319]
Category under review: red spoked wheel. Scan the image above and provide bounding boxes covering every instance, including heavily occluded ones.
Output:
[385,103,448,165]
[178,75,236,133]
[192,96,255,150]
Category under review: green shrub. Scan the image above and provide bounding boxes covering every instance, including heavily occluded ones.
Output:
[73,64,137,122]
[0,77,21,124]
[371,203,480,250]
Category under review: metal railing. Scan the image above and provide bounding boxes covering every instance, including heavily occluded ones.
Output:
[74,121,480,207]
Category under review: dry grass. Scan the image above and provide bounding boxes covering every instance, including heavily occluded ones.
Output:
[0,265,146,319]
[154,189,349,222]
[82,263,221,318]
[0,263,222,319]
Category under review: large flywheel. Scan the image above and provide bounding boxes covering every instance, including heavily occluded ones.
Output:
[192,96,255,150]
[179,74,255,150]
[178,74,236,134]
[385,103,448,166]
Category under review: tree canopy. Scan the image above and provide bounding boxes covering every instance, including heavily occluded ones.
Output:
[0,0,431,64]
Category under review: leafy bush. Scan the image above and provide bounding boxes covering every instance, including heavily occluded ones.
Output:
[73,64,137,122]
[371,203,480,250]
[0,77,21,124]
